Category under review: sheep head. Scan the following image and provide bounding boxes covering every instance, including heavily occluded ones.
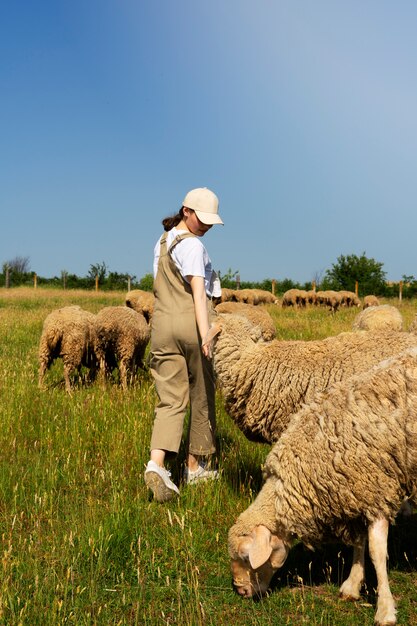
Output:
[208,313,263,344]
[229,525,289,598]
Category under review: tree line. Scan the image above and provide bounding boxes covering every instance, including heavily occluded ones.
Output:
[1,253,416,299]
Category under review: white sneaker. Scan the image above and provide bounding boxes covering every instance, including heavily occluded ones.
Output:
[184,463,219,485]
[144,460,180,502]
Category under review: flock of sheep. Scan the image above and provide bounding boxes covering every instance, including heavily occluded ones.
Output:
[38,287,417,625]
[38,298,151,392]
[281,287,381,311]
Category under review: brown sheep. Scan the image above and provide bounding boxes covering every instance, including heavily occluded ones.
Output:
[281,289,306,307]
[352,304,404,332]
[339,290,361,307]
[208,313,417,444]
[215,302,276,341]
[125,289,155,323]
[38,305,97,393]
[228,347,417,625]
[363,294,380,308]
[94,306,150,389]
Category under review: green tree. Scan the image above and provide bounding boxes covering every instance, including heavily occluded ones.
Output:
[324,252,386,296]
[218,268,240,289]
[87,262,108,286]
[2,256,32,286]
[137,273,154,291]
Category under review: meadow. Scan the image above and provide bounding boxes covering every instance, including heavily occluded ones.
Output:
[1,288,417,625]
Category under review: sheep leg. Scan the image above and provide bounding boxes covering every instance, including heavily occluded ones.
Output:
[119,361,127,390]
[98,357,107,384]
[38,362,47,388]
[368,518,396,626]
[63,366,73,394]
[339,539,365,600]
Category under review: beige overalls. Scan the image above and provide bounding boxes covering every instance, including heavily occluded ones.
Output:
[149,232,216,456]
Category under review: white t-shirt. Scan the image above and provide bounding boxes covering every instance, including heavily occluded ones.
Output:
[153,227,221,298]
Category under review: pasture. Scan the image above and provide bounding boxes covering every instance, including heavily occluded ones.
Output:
[1,288,417,625]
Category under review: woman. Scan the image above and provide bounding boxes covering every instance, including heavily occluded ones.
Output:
[144,187,224,502]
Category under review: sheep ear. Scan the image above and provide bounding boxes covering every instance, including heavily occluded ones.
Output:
[269,536,289,569]
[248,525,273,570]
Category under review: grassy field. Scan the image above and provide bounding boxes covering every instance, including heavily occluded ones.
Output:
[1,288,417,625]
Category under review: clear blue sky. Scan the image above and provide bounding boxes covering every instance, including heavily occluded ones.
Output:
[2,1,417,284]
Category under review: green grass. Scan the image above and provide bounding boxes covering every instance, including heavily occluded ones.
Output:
[1,287,417,625]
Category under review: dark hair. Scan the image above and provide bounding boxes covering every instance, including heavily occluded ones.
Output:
[162,207,185,232]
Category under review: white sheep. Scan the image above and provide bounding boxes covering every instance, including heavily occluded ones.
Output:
[352,304,404,332]
[208,314,417,443]
[94,306,150,389]
[228,347,417,625]
[38,305,97,393]
[214,302,276,341]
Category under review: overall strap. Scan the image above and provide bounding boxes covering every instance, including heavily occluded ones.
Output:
[159,232,168,254]
[168,232,196,255]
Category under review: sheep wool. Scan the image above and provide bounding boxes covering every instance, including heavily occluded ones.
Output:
[38,305,97,393]
[212,314,417,443]
[352,304,404,332]
[228,347,417,625]
[363,294,380,308]
[215,302,276,341]
[125,289,155,323]
[94,306,150,389]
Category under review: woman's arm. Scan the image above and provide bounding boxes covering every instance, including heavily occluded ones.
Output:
[188,275,212,358]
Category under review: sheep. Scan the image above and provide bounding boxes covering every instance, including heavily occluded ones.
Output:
[38,305,97,393]
[228,347,417,625]
[339,290,361,308]
[125,289,155,323]
[364,294,380,308]
[305,289,317,305]
[249,289,278,305]
[94,306,150,389]
[315,289,341,312]
[214,302,276,341]
[213,287,237,306]
[208,313,417,444]
[219,288,237,303]
[281,288,307,307]
[352,304,404,332]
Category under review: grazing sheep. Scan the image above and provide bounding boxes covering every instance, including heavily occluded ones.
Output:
[208,314,417,443]
[219,287,237,303]
[94,306,150,389]
[249,289,278,305]
[364,294,380,308]
[228,347,417,625]
[215,302,276,341]
[305,289,317,305]
[352,304,404,332]
[315,290,341,312]
[125,289,155,323]
[339,290,361,308]
[281,288,306,307]
[38,305,97,393]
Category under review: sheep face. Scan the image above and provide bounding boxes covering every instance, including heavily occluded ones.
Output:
[230,525,289,598]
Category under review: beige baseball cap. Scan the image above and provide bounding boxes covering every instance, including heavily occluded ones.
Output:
[182,187,224,225]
